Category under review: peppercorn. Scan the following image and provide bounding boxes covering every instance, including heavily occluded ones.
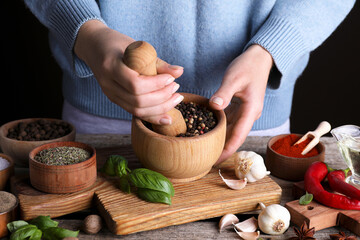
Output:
[175,101,217,137]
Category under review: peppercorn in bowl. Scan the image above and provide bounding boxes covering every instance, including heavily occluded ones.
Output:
[131,92,226,183]
[265,134,325,181]
[0,118,76,167]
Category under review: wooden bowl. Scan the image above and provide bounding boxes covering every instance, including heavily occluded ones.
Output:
[0,154,14,191]
[29,141,97,194]
[0,191,18,238]
[131,93,226,183]
[266,134,325,181]
[0,118,76,167]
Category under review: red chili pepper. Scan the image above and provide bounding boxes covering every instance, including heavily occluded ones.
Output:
[304,161,360,210]
[327,168,360,201]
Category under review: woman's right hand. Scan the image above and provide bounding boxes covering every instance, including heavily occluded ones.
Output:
[74,20,184,125]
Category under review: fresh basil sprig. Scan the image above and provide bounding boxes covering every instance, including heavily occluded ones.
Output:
[9,224,39,240]
[7,220,29,233]
[42,227,79,240]
[137,188,172,205]
[102,155,175,205]
[129,168,175,197]
[29,216,58,231]
[299,191,313,205]
[7,216,78,240]
[102,155,130,177]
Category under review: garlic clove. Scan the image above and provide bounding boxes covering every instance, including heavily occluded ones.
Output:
[219,213,239,232]
[219,169,247,190]
[234,216,258,232]
[234,228,260,240]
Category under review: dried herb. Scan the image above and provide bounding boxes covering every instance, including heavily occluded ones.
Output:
[330,231,357,240]
[102,155,175,205]
[34,146,90,165]
[288,221,315,240]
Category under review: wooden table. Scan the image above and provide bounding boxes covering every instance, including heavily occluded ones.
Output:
[14,135,358,239]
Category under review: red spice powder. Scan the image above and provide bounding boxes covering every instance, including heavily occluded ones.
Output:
[271,134,320,158]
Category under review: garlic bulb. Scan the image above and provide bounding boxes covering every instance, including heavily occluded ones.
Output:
[257,202,290,235]
[233,151,270,182]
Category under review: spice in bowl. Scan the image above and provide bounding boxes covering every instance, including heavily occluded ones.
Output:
[0,157,10,171]
[0,191,17,213]
[271,134,319,158]
[6,119,72,141]
[175,101,217,137]
[34,146,90,165]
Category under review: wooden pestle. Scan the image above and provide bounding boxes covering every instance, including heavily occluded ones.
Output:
[123,41,186,136]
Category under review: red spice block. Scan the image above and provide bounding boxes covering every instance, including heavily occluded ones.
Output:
[271,134,319,158]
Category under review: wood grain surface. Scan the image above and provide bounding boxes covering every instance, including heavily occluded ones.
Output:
[95,165,281,235]
[11,144,281,235]
[9,134,358,239]
[286,181,360,235]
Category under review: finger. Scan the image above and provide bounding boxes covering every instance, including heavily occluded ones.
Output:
[209,79,238,111]
[140,114,172,126]
[215,103,258,165]
[131,93,184,124]
[156,58,184,79]
[131,82,180,108]
[98,78,136,108]
[116,60,176,95]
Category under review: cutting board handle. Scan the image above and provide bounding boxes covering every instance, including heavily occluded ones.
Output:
[123,41,186,136]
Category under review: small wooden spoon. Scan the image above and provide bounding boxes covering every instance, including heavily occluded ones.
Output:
[123,41,186,136]
[294,121,331,155]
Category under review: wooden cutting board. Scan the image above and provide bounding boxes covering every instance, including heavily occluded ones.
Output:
[285,181,360,235]
[11,145,282,235]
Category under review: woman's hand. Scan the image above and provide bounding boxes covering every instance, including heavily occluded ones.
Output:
[74,20,184,125]
[209,44,274,164]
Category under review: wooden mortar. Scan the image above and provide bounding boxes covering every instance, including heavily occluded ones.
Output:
[132,92,226,183]
[123,41,186,137]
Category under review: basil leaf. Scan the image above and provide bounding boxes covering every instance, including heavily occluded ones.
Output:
[129,168,174,196]
[10,224,38,240]
[102,155,130,177]
[7,220,29,233]
[29,215,58,231]
[115,157,131,178]
[299,192,313,205]
[137,188,172,205]
[42,227,79,240]
[29,229,42,240]
[118,176,131,193]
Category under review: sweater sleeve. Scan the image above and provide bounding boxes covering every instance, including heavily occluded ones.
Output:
[245,0,355,78]
[24,0,106,77]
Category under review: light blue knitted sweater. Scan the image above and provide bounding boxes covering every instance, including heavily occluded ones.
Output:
[24,0,354,130]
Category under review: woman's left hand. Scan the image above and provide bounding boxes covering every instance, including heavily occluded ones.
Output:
[209,44,274,165]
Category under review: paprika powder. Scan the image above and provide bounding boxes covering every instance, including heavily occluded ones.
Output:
[271,134,319,158]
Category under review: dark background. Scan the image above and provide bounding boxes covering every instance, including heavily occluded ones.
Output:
[2,1,360,135]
